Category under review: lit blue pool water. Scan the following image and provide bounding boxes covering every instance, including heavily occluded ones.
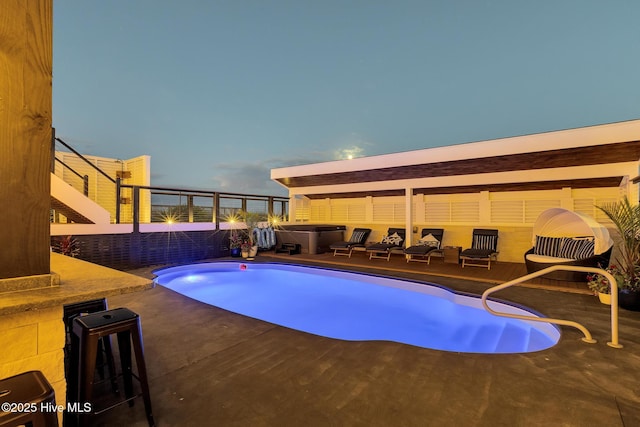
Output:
[153,262,560,354]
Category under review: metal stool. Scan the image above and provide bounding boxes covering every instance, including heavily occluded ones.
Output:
[0,370,59,427]
[63,299,118,395]
[71,308,154,427]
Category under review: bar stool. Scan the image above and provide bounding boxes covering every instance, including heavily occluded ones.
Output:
[0,370,59,427]
[63,299,118,395]
[71,308,154,427]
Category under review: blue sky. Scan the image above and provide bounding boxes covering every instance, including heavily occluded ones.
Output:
[53,1,640,196]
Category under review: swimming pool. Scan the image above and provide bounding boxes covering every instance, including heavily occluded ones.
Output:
[153,262,560,354]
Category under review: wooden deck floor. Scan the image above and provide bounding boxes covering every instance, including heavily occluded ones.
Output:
[267,249,592,294]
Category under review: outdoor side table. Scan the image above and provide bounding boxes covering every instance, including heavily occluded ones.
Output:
[443,246,462,264]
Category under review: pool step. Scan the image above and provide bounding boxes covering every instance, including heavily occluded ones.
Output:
[494,322,531,353]
[526,327,554,352]
[450,325,477,351]
[469,324,504,353]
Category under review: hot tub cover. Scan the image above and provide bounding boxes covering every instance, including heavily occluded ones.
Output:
[531,208,613,255]
[277,224,346,232]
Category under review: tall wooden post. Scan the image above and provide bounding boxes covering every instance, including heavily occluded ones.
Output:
[0,0,53,279]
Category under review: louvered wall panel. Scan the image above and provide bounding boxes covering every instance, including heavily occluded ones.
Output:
[451,201,479,222]
[574,198,617,223]
[395,203,406,222]
[330,205,348,222]
[372,203,405,223]
[372,204,394,223]
[524,200,561,223]
[310,205,328,222]
[573,199,594,217]
[425,202,450,223]
[491,200,524,223]
[294,198,310,222]
[348,204,366,222]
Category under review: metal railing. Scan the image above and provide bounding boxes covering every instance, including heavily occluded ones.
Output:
[481,265,622,348]
[52,135,120,219]
[118,184,289,230]
[51,132,289,227]
[54,136,117,184]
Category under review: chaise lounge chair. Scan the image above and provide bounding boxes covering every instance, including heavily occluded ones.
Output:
[365,228,406,261]
[404,228,444,264]
[460,229,499,270]
[329,228,372,257]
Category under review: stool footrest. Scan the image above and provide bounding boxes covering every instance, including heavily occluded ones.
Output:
[94,392,143,415]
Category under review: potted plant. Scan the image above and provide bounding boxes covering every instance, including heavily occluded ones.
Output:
[239,210,263,258]
[229,230,243,257]
[240,240,252,258]
[596,197,640,310]
[587,264,626,305]
[55,235,80,258]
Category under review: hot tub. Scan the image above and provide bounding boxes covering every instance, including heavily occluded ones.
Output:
[275,224,346,254]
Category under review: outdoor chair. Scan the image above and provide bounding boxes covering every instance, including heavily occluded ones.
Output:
[330,228,372,257]
[404,228,444,264]
[366,228,406,261]
[524,208,614,281]
[460,229,499,270]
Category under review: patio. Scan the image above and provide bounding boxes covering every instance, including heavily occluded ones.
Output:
[92,255,640,426]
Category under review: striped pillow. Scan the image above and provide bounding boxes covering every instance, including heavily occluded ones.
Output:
[349,231,366,243]
[473,234,497,251]
[559,238,595,259]
[576,239,596,259]
[558,238,584,259]
[533,236,563,257]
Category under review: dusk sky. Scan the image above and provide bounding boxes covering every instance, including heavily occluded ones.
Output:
[53,1,640,197]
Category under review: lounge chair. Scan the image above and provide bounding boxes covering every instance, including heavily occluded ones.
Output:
[404,228,444,264]
[460,229,499,270]
[329,228,372,257]
[366,228,406,261]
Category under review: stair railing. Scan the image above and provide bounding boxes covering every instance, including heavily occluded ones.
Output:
[481,265,622,348]
[53,136,121,221]
[54,157,89,196]
[54,137,116,184]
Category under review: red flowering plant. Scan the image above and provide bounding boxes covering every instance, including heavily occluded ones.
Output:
[55,235,80,258]
[229,230,243,250]
[587,265,626,295]
[240,240,252,252]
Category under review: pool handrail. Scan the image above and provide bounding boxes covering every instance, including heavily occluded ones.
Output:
[481,265,622,349]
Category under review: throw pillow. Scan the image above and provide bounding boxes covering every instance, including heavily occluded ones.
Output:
[419,233,440,248]
[381,232,403,245]
[349,230,366,243]
[473,234,497,251]
[533,236,563,257]
[558,238,584,259]
[575,239,595,259]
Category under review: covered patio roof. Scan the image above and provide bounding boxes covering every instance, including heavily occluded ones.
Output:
[271,120,640,199]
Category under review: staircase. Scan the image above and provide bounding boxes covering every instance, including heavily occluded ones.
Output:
[50,173,110,224]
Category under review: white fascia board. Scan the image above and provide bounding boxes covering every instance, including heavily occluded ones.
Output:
[287,162,634,196]
[139,223,218,233]
[51,223,133,236]
[272,119,640,179]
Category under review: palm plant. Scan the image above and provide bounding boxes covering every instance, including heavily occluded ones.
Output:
[596,197,640,290]
[238,210,265,247]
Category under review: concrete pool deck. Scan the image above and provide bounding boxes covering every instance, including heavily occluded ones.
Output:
[94,256,640,426]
